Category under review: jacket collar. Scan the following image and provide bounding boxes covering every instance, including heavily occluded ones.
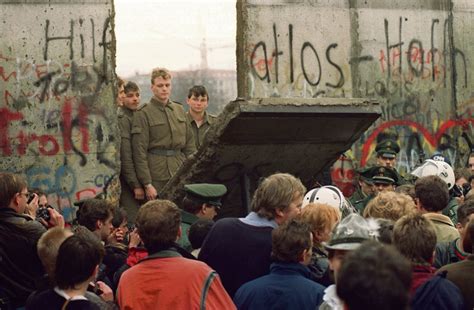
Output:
[240,211,278,228]
[151,97,174,110]
[139,248,182,264]
[187,111,210,125]
[422,212,455,227]
[270,262,312,278]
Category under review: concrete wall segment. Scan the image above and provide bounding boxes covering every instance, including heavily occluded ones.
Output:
[238,0,474,196]
[0,1,117,219]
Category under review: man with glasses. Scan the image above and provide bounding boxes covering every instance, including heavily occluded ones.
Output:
[0,172,64,309]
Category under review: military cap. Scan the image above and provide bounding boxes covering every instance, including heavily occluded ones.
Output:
[375,139,400,159]
[184,183,227,207]
[370,166,398,185]
[324,214,378,251]
[356,167,374,185]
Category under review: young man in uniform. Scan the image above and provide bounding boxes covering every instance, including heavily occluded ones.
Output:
[132,68,196,200]
[118,81,144,223]
[186,85,217,149]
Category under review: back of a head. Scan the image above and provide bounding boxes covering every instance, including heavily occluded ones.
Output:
[337,241,412,310]
[188,219,215,250]
[363,191,416,221]
[415,175,449,212]
[393,214,437,264]
[37,227,73,278]
[136,200,180,254]
[0,172,26,208]
[300,203,341,236]
[76,199,114,232]
[271,218,312,263]
[111,207,128,229]
[251,173,305,220]
[395,184,415,201]
[55,232,104,289]
[375,218,395,244]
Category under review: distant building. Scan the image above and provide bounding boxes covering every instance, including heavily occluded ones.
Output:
[126,69,237,115]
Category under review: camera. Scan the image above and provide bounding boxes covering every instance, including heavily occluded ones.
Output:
[36,205,53,222]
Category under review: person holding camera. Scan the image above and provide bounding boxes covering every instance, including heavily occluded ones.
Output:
[0,172,64,309]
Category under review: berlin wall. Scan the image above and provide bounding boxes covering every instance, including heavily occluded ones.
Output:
[0,0,117,220]
[237,0,474,195]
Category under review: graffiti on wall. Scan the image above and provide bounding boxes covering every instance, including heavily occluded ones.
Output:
[244,13,473,195]
[0,14,116,220]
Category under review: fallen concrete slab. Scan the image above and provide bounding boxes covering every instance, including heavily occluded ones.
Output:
[160,97,381,218]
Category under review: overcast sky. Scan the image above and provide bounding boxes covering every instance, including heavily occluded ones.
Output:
[114,0,237,78]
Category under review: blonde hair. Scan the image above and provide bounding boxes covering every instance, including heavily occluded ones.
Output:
[363,191,416,221]
[251,173,306,220]
[300,203,341,235]
[151,67,171,84]
[37,227,73,278]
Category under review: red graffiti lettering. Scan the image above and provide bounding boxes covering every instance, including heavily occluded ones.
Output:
[0,66,16,82]
[75,188,97,201]
[0,108,23,155]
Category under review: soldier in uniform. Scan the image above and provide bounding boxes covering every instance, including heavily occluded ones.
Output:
[375,139,400,169]
[354,166,398,214]
[372,166,398,194]
[118,81,144,223]
[375,139,409,185]
[349,167,375,213]
[131,68,196,200]
[177,183,227,251]
[186,85,217,149]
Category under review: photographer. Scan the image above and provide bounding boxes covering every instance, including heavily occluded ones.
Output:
[0,172,64,308]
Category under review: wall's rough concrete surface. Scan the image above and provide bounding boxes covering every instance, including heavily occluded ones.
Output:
[0,1,117,220]
[237,0,474,195]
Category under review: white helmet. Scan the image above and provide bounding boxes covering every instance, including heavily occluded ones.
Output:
[410,159,455,189]
[302,186,356,217]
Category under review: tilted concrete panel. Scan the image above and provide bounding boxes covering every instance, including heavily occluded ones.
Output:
[161,98,381,217]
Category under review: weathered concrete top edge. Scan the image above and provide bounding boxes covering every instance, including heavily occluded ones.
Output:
[0,0,110,3]
[243,0,458,11]
[246,97,381,107]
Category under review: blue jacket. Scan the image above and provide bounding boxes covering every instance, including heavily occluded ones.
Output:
[233,262,325,310]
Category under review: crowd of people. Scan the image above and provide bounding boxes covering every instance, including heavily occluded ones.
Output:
[1,67,473,310]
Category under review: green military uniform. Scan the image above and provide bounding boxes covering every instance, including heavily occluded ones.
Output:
[375,139,409,185]
[131,98,196,192]
[355,166,398,214]
[178,210,200,252]
[349,167,375,214]
[186,111,217,149]
[177,183,227,252]
[444,197,459,224]
[118,107,142,223]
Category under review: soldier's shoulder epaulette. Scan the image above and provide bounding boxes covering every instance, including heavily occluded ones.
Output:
[171,100,183,106]
[137,103,148,111]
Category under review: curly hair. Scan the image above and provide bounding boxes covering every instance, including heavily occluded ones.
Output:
[363,191,416,221]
